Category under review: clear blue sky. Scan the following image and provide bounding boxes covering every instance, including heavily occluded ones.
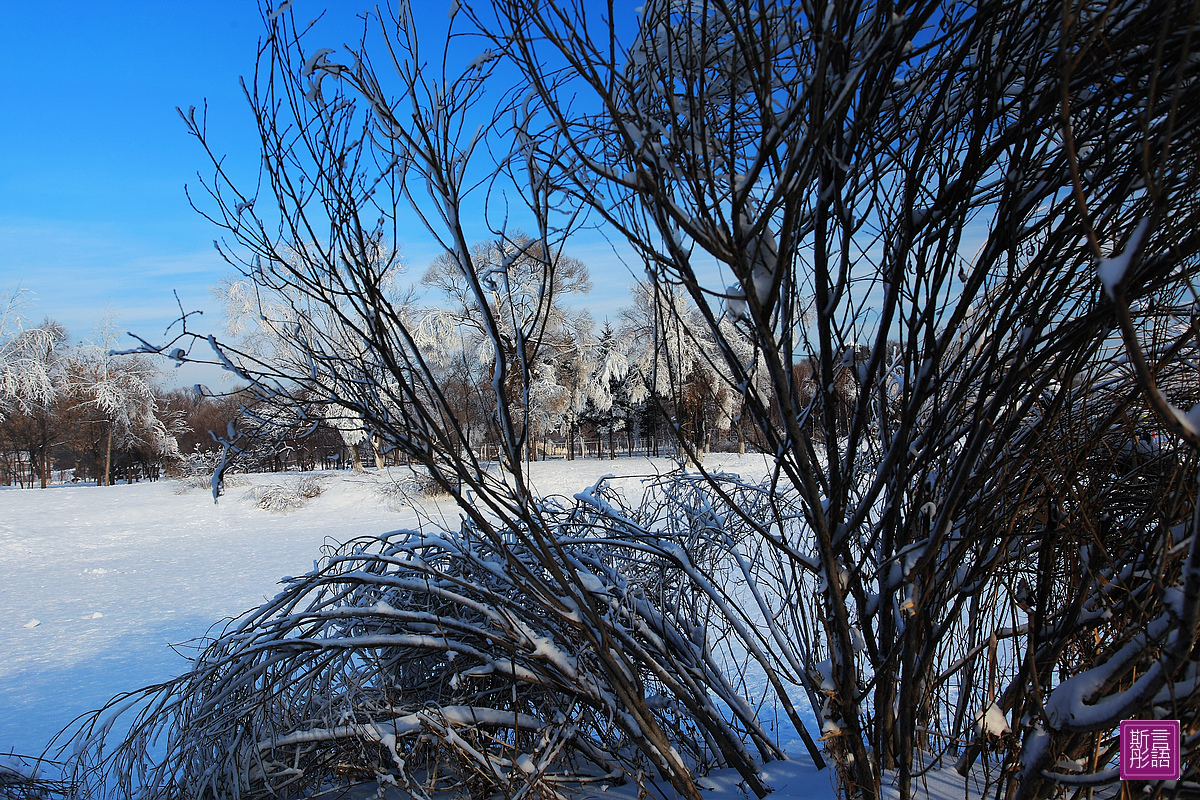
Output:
[0,3,262,349]
[0,2,640,388]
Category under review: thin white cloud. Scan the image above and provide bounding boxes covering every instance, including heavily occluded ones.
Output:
[0,216,226,342]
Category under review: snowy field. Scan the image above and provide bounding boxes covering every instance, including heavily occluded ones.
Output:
[2,455,1001,799]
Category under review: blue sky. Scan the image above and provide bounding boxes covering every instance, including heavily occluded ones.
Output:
[0,2,641,388]
[0,4,261,345]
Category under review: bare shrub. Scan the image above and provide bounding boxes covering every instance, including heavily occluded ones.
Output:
[406,466,456,499]
[241,476,325,513]
[173,452,247,495]
[59,477,788,799]
[366,467,455,512]
[370,474,410,511]
[294,474,323,500]
[173,471,249,495]
[0,755,70,800]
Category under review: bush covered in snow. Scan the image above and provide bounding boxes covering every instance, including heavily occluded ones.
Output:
[368,469,442,510]
[173,453,249,495]
[404,466,452,498]
[59,474,789,800]
[369,472,412,511]
[240,475,325,512]
[0,754,71,800]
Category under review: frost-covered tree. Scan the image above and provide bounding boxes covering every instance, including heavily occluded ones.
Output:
[579,320,642,458]
[2,296,186,487]
[63,318,180,486]
[217,240,409,471]
[557,324,596,459]
[0,313,70,488]
[421,232,592,461]
[0,291,62,422]
[619,283,748,458]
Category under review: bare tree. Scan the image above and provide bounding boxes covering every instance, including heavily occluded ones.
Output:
[472,0,1200,795]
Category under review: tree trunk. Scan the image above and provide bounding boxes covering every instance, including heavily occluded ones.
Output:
[372,436,386,469]
[103,426,113,487]
[39,417,49,489]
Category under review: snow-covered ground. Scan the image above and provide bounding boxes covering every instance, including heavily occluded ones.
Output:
[1,455,995,799]
[1,469,401,759]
